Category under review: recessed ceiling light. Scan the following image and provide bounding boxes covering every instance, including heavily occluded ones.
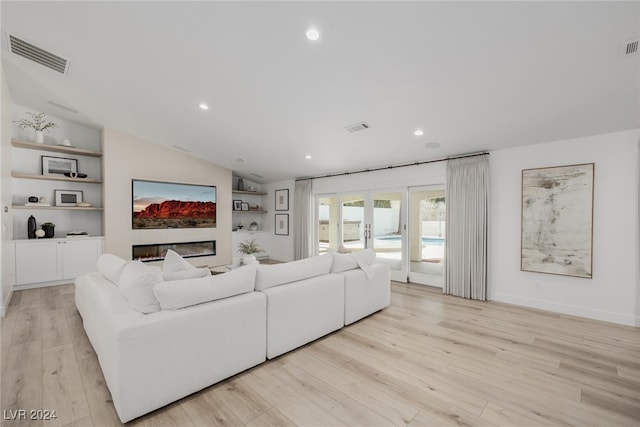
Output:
[305,154,312,159]
[235,158,245,163]
[305,27,320,41]
[198,102,209,110]
[414,129,424,136]
[425,142,441,149]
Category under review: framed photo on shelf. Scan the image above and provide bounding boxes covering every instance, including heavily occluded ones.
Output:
[55,189,83,207]
[42,155,78,176]
[275,213,289,235]
[241,202,249,211]
[275,188,289,211]
[233,200,242,210]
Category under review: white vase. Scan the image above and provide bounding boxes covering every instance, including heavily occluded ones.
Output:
[34,130,44,144]
[242,254,257,265]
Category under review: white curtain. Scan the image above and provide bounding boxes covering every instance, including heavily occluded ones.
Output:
[444,154,489,300]
[293,179,312,260]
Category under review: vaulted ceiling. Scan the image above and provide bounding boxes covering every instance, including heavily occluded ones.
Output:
[2,1,638,183]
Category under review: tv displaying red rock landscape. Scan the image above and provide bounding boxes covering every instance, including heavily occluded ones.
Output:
[132,179,216,229]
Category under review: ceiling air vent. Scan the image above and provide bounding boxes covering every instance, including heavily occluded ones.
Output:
[345,122,371,133]
[7,34,70,75]
[621,37,639,56]
[250,173,264,179]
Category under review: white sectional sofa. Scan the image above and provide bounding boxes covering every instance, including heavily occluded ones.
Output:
[74,250,390,422]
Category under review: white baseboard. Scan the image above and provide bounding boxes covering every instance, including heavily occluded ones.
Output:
[492,292,637,327]
[13,280,73,291]
[1,288,13,317]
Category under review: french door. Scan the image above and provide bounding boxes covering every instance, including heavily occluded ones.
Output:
[408,185,446,287]
[316,190,407,281]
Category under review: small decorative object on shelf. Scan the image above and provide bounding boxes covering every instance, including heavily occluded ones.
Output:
[28,196,38,203]
[14,112,58,144]
[237,222,244,230]
[64,172,88,179]
[249,221,258,231]
[35,229,45,238]
[41,222,55,238]
[27,215,36,239]
[238,239,264,265]
[237,178,245,191]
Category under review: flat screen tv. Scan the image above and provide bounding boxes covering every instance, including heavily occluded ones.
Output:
[132,179,216,229]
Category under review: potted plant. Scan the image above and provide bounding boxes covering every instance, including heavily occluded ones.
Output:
[15,112,58,144]
[237,239,264,265]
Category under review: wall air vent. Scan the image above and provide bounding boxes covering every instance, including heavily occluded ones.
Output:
[621,37,639,56]
[7,34,70,75]
[345,122,371,133]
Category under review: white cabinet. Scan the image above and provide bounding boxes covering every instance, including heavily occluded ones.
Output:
[14,237,104,286]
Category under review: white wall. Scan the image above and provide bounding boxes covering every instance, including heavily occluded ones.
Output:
[312,161,446,194]
[263,179,295,262]
[1,67,15,315]
[103,129,233,267]
[489,129,640,326]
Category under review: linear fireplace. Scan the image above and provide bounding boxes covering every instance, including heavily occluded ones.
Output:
[132,240,216,262]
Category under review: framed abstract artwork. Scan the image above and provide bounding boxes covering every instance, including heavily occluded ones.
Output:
[521,163,594,278]
[275,189,289,211]
[275,213,289,236]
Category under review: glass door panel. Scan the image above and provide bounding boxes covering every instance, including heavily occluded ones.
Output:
[341,193,367,252]
[408,186,445,287]
[372,191,406,281]
[317,195,338,254]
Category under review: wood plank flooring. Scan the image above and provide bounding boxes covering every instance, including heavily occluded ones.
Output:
[1,282,639,426]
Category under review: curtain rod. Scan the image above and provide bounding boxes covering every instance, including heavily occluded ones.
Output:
[295,151,489,182]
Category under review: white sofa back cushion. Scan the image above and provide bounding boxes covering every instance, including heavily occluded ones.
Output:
[162,249,211,281]
[330,252,359,273]
[118,261,164,313]
[255,254,333,291]
[154,265,257,310]
[97,253,128,285]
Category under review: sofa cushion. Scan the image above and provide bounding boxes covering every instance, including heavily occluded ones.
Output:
[118,261,164,313]
[154,265,257,310]
[97,253,127,285]
[162,249,211,281]
[255,254,333,291]
[330,252,359,273]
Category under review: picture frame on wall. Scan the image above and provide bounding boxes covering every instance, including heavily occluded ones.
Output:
[241,202,249,211]
[42,155,78,176]
[55,189,83,207]
[275,213,289,235]
[521,163,594,278]
[275,188,289,211]
[233,200,242,211]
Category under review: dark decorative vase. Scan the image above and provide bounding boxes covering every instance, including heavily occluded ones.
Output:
[27,215,36,239]
[42,223,55,238]
[237,178,245,191]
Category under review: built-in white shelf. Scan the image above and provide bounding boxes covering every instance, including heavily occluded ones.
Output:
[11,171,103,184]
[232,190,267,196]
[11,139,103,157]
[12,205,103,211]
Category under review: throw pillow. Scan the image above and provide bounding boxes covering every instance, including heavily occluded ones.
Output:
[162,249,210,281]
[96,253,127,285]
[153,265,257,310]
[118,261,164,313]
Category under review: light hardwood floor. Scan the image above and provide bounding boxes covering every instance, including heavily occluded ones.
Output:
[1,282,639,426]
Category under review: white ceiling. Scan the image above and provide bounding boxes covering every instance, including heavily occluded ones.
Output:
[2,1,638,183]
